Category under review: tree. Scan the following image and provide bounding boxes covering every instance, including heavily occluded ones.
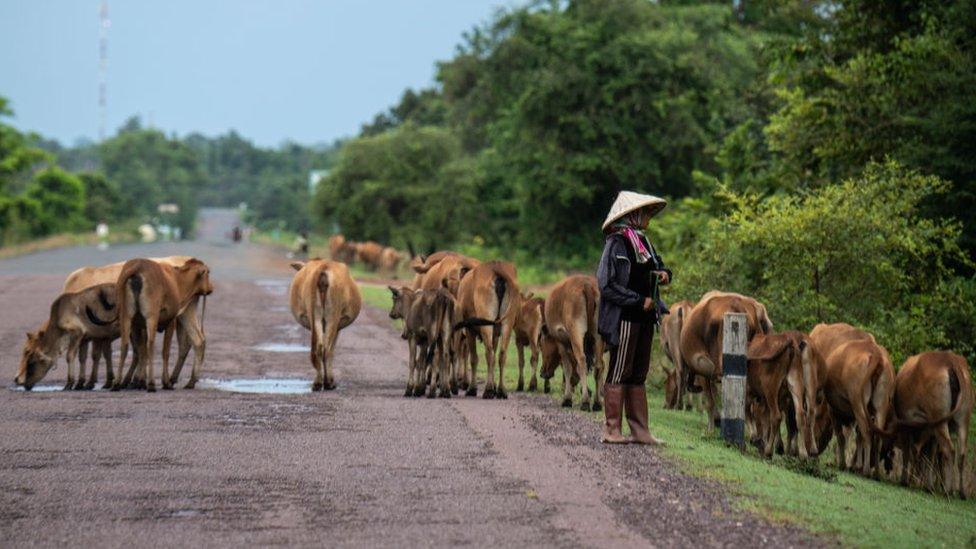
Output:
[24,167,87,235]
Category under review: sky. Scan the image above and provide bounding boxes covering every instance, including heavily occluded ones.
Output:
[0,1,515,147]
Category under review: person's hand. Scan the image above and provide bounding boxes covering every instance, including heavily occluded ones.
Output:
[643,297,654,311]
[656,271,670,284]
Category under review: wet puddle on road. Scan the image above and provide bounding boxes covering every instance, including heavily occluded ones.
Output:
[254,279,289,297]
[9,385,64,392]
[196,378,311,394]
[252,342,308,352]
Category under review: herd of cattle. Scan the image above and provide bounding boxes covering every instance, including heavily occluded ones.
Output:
[327,235,406,274]
[12,240,973,499]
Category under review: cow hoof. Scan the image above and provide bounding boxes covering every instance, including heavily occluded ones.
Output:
[312,382,324,391]
[528,380,538,392]
[184,380,197,390]
[465,387,478,397]
[438,390,451,399]
[102,381,114,390]
[404,390,412,397]
[483,388,496,400]
[451,386,459,395]
[110,384,123,392]
[592,402,602,412]
[63,382,74,391]
[495,389,508,400]
[84,382,96,391]
[73,381,86,391]
[162,384,174,391]
[146,384,157,393]
[413,388,426,397]
[426,390,436,399]
[325,383,337,391]
[544,381,551,394]
[561,398,573,408]
[580,402,591,412]
[516,381,524,392]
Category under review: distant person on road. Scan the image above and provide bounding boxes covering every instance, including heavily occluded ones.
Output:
[96,220,109,250]
[232,226,243,242]
[597,191,671,445]
[294,231,309,258]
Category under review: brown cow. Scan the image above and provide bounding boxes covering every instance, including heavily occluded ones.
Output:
[114,258,214,392]
[745,331,820,459]
[417,253,481,388]
[807,322,877,459]
[63,256,204,389]
[455,261,519,398]
[328,234,350,262]
[514,292,544,392]
[289,259,362,391]
[678,291,773,429]
[822,338,895,476]
[16,284,119,391]
[539,275,605,411]
[378,247,405,274]
[400,287,457,398]
[891,351,972,497]
[356,241,385,271]
[659,300,701,411]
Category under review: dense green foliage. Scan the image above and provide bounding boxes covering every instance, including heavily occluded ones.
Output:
[319,0,976,363]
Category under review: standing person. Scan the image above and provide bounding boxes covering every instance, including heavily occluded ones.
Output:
[95,220,109,250]
[597,191,671,445]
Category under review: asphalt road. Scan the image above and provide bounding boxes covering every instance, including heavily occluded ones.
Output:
[0,208,817,548]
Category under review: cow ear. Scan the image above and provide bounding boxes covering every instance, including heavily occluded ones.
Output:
[388,286,399,297]
[290,262,305,272]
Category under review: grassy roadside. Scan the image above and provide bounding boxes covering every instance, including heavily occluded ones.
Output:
[0,221,141,260]
[358,284,976,547]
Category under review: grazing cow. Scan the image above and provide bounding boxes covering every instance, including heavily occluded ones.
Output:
[822,338,894,476]
[289,259,362,391]
[378,247,405,274]
[455,261,519,399]
[114,259,214,392]
[62,256,204,389]
[539,275,604,411]
[745,331,820,459]
[514,292,544,392]
[891,351,972,497]
[659,300,701,411]
[678,291,773,429]
[16,284,119,391]
[356,241,385,271]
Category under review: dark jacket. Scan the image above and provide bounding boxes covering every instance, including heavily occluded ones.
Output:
[597,233,671,347]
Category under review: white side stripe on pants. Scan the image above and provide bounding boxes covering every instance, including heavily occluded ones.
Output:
[612,320,632,384]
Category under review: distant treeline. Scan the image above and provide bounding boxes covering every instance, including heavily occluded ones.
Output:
[316,0,976,363]
[0,110,337,243]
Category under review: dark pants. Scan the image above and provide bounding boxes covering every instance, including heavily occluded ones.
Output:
[606,320,653,386]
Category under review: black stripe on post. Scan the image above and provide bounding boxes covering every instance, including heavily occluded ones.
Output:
[720,312,748,449]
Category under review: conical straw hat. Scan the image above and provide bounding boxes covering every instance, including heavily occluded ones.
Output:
[601,191,667,231]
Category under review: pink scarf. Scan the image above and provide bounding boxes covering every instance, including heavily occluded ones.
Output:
[608,212,652,264]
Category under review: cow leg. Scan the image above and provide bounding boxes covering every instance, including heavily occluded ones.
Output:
[84,340,100,390]
[405,337,417,397]
[100,340,114,389]
[557,343,574,408]
[414,342,428,397]
[528,341,540,392]
[899,432,912,486]
[465,334,478,397]
[568,333,590,411]
[480,326,496,399]
[161,324,175,390]
[834,422,847,470]
[437,339,452,398]
[764,397,783,459]
[183,319,206,390]
[516,342,526,392]
[143,317,159,392]
[703,378,718,432]
[169,321,192,386]
[323,321,339,390]
[74,339,90,390]
[957,420,969,499]
[786,373,810,458]
[63,335,81,391]
[495,324,512,399]
[933,423,955,496]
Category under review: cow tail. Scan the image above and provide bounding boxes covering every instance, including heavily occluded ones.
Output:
[492,273,506,340]
[316,268,331,337]
[86,287,118,326]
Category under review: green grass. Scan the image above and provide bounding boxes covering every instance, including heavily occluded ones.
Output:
[358,286,976,547]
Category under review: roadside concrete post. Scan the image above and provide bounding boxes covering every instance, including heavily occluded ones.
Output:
[721,312,747,448]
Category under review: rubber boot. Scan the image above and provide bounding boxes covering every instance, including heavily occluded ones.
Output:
[601,385,629,444]
[625,385,664,446]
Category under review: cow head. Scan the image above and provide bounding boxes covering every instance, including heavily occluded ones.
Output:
[539,329,561,380]
[16,330,56,391]
[388,286,415,320]
[180,259,214,296]
[662,367,679,409]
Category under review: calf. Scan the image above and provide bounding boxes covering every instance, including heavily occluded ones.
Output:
[114,259,214,392]
[822,339,894,476]
[16,284,119,391]
[679,291,773,429]
[891,351,972,497]
[659,300,701,411]
[289,259,362,391]
[745,331,820,459]
[389,286,426,396]
[378,247,405,274]
[539,275,604,411]
[455,261,519,399]
[514,292,544,392]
